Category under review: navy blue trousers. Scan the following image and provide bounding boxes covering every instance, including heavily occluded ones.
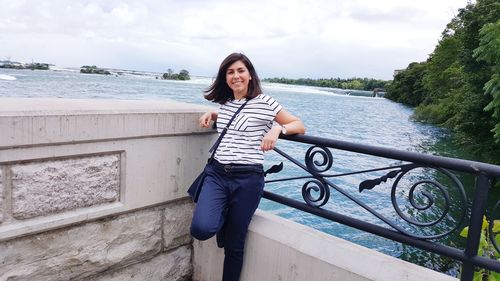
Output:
[190,161,264,281]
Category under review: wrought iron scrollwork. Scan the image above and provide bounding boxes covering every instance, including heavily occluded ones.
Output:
[305,146,333,173]
[388,166,467,238]
[359,164,415,192]
[269,146,469,240]
[301,179,330,207]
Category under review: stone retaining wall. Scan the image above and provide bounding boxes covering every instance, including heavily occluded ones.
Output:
[0,98,216,281]
[0,200,192,281]
[11,154,120,219]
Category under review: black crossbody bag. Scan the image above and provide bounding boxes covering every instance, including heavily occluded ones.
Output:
[187,100,248,202]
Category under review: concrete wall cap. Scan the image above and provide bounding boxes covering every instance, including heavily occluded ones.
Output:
[0,98,216,116]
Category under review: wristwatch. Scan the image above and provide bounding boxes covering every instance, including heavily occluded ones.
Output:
[281,124,287,135]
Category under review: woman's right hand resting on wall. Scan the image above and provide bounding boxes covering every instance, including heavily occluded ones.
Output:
[199,111,218,128]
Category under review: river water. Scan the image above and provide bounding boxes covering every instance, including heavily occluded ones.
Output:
[0,68,482,276]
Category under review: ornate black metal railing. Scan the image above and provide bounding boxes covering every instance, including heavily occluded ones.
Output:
[263,134,500,281]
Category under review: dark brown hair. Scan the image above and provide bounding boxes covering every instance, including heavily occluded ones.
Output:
[204,53,263,104]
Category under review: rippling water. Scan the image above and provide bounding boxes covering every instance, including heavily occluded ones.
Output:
[1,68,472,275]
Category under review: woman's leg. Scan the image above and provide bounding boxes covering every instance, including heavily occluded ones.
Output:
[221,172,264,281]
[190,168,228,241]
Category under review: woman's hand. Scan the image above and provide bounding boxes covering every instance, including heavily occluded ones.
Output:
[199,111,215,128]
[261,126,281,151]
[262,109,306,151]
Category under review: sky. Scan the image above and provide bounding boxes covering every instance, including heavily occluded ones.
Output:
[0,0,471,80]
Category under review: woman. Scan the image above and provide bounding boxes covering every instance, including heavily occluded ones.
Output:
[190,52,305,281]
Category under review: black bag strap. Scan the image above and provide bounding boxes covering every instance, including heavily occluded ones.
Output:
[208,100,248,160]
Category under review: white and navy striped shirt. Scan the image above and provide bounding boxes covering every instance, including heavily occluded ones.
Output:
[214,94,282,165]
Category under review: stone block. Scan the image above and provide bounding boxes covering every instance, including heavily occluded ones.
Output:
[87,246,192,281]
[163,200,194,251]
[0,208,162,281]
[11,154,120,219]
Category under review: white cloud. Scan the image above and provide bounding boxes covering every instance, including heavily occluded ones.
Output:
[0,0,471,79]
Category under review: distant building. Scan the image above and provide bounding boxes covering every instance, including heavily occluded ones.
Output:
[393,69,405,77]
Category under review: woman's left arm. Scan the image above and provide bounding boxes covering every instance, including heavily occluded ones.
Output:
[261,109,306,151]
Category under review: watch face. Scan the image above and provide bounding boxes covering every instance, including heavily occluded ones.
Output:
[281,125,286,134]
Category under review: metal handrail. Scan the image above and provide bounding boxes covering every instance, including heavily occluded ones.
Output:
[263,134,500,281]
[280,134,500,177]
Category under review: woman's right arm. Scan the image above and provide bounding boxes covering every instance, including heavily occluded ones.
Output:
[199,111,218,128]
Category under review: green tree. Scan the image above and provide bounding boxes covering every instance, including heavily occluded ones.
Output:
[414,33,465,125]
[162,69,190,81]
[263,77,389,91]
[347,80,363,90]
[450,0,499,150]
[422,36,464,105]
[178,69,190,80]
[80,65,110,75]
[474,19,500,143]
[385,62,427,106]
[388,0,500,163]
[162,68,174,79]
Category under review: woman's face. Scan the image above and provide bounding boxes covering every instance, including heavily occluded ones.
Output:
[226,60,252,98]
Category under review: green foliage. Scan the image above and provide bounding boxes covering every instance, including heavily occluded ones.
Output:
[459,217,500,280]
[413,102,450,124]
[421,36,465,105]
[162,69,190,80]
[80,65,111,75]
[385,62,427,106]
[263,77,389,91]
[28,63,50,70]
[0,62,50,70]
[385,0,500,164]
[474,19,500,142]
[178,69,190,80]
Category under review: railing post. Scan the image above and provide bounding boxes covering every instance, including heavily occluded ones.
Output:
[461,173,490,281]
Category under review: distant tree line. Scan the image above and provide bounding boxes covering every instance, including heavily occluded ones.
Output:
[162,68,190,80]
[263,77,389,91]
[0,62,50,70]
[385,0,500,164]
[80,65,111,75]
